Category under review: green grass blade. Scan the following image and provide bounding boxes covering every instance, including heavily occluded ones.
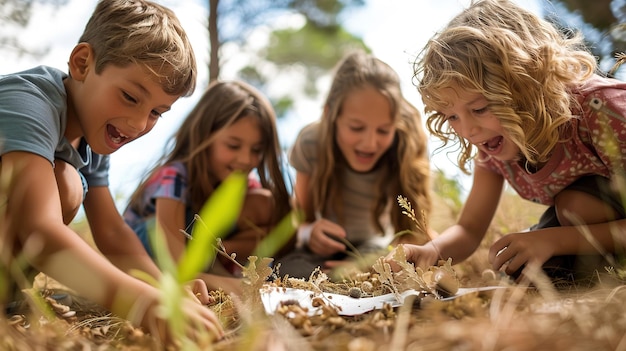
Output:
[177,172,247,282]
[252,210,301,258]
[147,220,178,276]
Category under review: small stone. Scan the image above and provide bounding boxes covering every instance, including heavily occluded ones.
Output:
[348,287,362,298]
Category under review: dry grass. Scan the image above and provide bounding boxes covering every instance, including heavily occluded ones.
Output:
[3,190,626,350]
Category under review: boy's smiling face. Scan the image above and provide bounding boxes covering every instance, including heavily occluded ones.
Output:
[65,43,180,154]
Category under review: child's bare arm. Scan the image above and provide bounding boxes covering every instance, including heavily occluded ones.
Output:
[436,165,504,262]
[2,152,223,340]
[83,186,162,278]
[154,197,188,262]
[3,152,125,304]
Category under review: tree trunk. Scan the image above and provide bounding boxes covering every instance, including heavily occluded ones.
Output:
[208,0,220,82]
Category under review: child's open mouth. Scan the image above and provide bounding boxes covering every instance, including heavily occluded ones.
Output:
[481,136,503,152]
[108,124,129,145]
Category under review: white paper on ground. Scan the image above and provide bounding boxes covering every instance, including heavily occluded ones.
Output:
[260,286,505,316]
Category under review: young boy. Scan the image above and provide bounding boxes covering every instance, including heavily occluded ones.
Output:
[0,0,223,341]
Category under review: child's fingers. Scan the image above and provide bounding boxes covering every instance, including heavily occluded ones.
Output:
[504,252,528,276]
[186,279,214,305]
[323,260,345,269]
[185,301,224,341]
[488,237,511,264]
[315,234,346,255]
[491,246,512,271]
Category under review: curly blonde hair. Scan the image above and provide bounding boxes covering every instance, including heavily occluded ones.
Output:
[415,0,597,173]
[79,0,196,97]
[310,50,432,238]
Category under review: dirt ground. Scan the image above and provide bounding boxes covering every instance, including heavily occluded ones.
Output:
[3,192,626,350]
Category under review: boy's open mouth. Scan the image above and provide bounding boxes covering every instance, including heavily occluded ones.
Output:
[108,125,129,145]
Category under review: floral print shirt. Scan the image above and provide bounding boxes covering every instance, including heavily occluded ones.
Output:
[477,75,626,206]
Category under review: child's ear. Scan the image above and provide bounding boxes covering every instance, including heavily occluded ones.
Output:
[68,43,94,81]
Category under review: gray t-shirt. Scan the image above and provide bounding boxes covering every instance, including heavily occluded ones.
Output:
[289,122,392,246]
[0,65,109,187]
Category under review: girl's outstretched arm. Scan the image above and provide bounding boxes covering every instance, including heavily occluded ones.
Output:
[388,165,504,269]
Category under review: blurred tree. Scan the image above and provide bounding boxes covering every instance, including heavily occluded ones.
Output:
[208,0,367,117]
[208,0,364,81]
[239,20,369,117]
[546,0,626,76]
[0,0,68,57]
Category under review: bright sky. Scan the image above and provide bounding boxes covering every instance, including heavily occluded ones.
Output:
[0,0,541,209]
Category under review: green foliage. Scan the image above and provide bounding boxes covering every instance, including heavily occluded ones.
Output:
[264,21,369,97]
[253,210,301,259]
[178,172,247,283]
[132,172,247,347]
[288,0,365,28]
[551,0,615,31]
[431,169,463,212]
[266,21,368,68]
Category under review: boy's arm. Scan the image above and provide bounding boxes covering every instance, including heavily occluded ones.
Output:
[83,186,162,278]
[2,152,154,312]
[3,152,223,338]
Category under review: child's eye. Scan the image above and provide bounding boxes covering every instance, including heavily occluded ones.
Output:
[349,126,364,132]
[122,91,137,104]
[150,110,162,119]
[474,106,488,114]
[377,128,392,135]
[445,114,458,122]
[227,144,241,150]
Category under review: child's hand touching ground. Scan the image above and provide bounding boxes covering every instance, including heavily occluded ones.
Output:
[384,243,440,271]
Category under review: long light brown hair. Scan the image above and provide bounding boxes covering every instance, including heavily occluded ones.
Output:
[415,0,597,173]
[127,80,291,222]
[310,50,432,236]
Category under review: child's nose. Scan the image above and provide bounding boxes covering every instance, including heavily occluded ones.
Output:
[127,115,149,135]
[237,150,253,166]
[461,117,480,139]
[362,130,377,149]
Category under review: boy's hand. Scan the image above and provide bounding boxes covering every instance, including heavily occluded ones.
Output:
[186,279,215,305]
[138,286,224,345]
[179,296,224,342]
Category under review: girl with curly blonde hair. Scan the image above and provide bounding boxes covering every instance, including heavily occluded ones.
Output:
[392,0,626,283]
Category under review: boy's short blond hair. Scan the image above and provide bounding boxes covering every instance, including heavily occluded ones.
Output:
[78,0,196,97]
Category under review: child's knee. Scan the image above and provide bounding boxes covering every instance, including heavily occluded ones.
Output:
[54,160,84,224]
[555,189,619,226]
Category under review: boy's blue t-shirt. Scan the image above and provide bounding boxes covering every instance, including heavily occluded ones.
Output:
[0,65,109,187]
